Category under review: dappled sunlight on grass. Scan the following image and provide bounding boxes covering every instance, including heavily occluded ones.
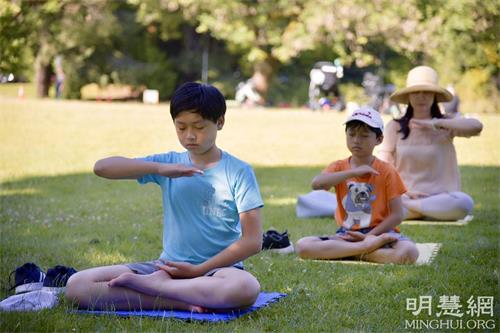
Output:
[2,97,497,183]
[83,248,131,267]
[264,197,297,206]
[0,187,40,196]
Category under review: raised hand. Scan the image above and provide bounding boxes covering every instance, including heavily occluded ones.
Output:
[409,118,436,130]
[157,164,204,178]
[351,165,380,177]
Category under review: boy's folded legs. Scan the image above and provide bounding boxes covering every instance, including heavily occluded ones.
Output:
[66,263,260,311]
[296,229,418,264]
[111,268,258,310]
[362,240,419,264]
[65,265,201,312]
[296,234,395,260]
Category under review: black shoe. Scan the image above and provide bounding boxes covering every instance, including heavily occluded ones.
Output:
[42,265,77,293]
[8,262,46,294]
[262,229,294,254]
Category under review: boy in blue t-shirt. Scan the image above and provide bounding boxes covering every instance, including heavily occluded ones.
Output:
[66,83,264,312]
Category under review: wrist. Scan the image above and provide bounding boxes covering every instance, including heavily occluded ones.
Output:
[196,262,209,275]
[152,162,171,176]
[432,118,442,130]
[348,169,360,178]
[152,162,162,175]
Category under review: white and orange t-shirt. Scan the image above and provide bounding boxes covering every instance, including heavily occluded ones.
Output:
[323,157,406,231]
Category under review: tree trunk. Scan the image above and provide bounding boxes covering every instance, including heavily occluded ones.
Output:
[35,52,53,98]
[34,31,54,98]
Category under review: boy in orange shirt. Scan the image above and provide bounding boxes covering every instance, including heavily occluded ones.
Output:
[295,107,418,264]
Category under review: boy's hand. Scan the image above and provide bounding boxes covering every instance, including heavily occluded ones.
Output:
[339,231,366,242]
[351,165,379,178]
[405,191,429,199]
[157,164,204,178]
[156,261,203,278]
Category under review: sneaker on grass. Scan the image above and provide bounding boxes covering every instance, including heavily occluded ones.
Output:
[42,265,77,294]
[262,229,294,254]
[9,263,46,294]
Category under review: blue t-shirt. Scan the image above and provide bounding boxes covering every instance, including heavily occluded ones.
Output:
[137,150,264,265]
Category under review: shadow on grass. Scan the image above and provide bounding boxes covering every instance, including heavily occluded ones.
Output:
[0,165,499,331]
[0,164,498,257]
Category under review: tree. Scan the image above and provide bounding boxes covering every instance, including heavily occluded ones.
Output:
[0,0,117,97]
[132,0,446,99]
[133,0,309,99]
[0,1,33,77]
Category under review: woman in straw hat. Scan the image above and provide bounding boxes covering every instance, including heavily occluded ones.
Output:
[378,66,483,221]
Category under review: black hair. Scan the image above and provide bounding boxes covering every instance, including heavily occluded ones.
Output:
[396,99,443,139]
[170,82,226,123]
[345,120,383,139]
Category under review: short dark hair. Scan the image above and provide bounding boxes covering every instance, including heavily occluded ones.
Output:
[345,120,383,138]
[170,82,226,122]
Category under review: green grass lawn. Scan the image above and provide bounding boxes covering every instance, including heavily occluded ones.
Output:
[0,96,498,332]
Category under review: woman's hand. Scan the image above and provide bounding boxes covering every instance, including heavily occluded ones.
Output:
[409,118,437,130]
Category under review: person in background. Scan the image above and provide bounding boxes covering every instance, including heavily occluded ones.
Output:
[442,84,460,116]
[378,66,483,221]
[296,107,418,264]
[54,56,65,99]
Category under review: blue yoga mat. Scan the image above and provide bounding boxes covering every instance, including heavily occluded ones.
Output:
[75,292,286,322]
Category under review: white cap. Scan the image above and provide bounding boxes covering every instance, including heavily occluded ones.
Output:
[344,106,384,131]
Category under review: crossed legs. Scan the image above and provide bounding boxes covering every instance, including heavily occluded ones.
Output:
[295,235,418,264]
[65,265,260,311]
[403,192,474,220]
[108,267,260,310]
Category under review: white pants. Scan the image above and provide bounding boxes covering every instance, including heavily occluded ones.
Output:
[296,190,337,218]
[403,192,474,220]
[296,190,474,221]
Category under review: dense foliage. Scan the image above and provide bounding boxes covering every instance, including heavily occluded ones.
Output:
[0,0,498,110]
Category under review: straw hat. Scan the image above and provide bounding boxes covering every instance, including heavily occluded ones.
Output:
[390,66,453,104]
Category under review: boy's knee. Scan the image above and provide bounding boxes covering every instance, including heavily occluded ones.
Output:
[295,237,312,258]
[396,244,419,264]
[65,272,88,305]
[242,275,261,303]
[225,274,260,308]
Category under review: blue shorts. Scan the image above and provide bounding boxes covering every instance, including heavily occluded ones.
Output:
[126,259,244,277]
[319,226,412,245]
[337,226,411,241]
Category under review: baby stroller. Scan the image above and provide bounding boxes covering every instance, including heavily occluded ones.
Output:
[308,60,345,111]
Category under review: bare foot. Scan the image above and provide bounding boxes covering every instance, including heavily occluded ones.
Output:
[108,272,204,312]
[189,305,206,313]
[108,272,135,288]
[363,234,397,253]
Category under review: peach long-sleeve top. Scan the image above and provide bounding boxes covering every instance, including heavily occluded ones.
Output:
[377,118,480,195]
